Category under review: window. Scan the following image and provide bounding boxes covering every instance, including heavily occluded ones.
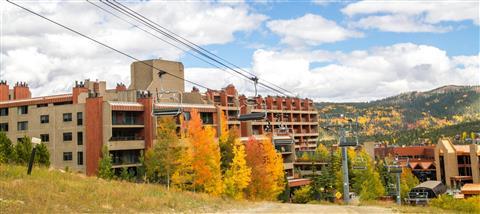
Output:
[63,113,72,122]
[77,152,83,165]
[18,106,28,115]
[0,123,8,132]
[63,132,72,141]
[77,132,83,145]
[77,112,83,126]
[200,112,213,124]
[0,108,8,116]
[40,134,49,142]
[17,121,28,131]
[40,115,49,124]
[63,152,73,161]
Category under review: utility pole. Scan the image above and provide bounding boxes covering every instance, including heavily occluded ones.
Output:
[321,113,359,204]
[341,145,350,203]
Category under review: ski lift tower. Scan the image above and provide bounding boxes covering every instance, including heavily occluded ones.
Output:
[320,113,360,204]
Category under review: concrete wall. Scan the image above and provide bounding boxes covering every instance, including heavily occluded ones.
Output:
[0,102,85,172]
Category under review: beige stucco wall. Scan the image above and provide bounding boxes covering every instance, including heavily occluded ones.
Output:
[470,144,480,183]
[129,59,185,100]
[435,139,458,187]
[0,103,85,173]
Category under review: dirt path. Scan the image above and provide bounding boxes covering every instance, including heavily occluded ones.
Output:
[224,202,395,213]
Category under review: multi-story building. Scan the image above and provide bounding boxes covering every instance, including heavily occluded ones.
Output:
[372,143,437,182]
[435,139,480,188]
[0,59,318,176]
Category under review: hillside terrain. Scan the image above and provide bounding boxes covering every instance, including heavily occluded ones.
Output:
[316,85,480,145]
[0,165,247,213]
[0,165,402,213]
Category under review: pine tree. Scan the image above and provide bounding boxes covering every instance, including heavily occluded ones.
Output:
[35,143,50,167]
[98,145,114,180]
[15,136,32,164]
[219,111,238,173]
[0,132,15,163]
[223,140,251,199]
[145,117,182,189]
[188,109,223,195]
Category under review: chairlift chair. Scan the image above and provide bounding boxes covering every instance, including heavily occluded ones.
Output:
[152,108,181,117]
[388,165,403,174]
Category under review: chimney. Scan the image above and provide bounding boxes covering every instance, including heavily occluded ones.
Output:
[116,83,127,92]
[0,81,9,101]
[73,81,88,104]
[13,82,31,100]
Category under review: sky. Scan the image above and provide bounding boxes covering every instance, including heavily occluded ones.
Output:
[0,0,479,102]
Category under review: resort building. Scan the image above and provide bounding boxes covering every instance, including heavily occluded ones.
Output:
[0,59,318,176]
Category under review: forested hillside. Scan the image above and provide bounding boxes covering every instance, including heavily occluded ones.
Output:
[316,85,480,145]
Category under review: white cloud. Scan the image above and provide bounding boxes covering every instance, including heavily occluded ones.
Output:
[184,43,479,102]
[266,13,363,47]
[342,1,479,33]
[247,43,479,102]
[0,1,266,96]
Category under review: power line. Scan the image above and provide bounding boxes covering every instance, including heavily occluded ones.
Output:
[6,0,210,91]
[111,0,296,97]
[103,0,294,97]
[85,0,242,82]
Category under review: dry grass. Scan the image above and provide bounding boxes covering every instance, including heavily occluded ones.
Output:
[0,165,249,213]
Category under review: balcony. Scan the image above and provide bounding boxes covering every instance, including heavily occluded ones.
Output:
[110,136,144,141]
[112,111,144,127]
[110,150,142,167]
[108,139,145,151]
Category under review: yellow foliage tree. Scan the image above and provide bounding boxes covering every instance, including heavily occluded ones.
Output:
[245,136,285,200]
[171,139,194,191]
[223,140,251,199]
[188,109,223,195]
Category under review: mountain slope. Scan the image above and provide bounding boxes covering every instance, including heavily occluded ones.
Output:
[316,85,480,144]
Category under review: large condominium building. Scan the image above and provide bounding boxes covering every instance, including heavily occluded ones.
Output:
[0,59,318,176]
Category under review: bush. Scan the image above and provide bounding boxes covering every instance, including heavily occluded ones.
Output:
[430,195,480,213]
[292,185,312,204]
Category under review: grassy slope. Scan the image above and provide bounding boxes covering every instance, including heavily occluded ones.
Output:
[0,165,248,213]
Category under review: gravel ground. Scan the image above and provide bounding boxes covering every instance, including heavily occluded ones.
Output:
[223,202,395,214]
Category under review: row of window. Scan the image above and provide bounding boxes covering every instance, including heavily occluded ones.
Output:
[0,113,83,132]
[40,112,83,125]
[40,132,83,144]
[1,103,73,117]
[63,151,83,165]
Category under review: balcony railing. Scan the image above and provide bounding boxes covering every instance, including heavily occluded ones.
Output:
[110,136,144,141]
[112,119,143,126]
[112,157,140,165]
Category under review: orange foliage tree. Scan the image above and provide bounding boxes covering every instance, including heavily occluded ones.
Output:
[245,136,285,200]
[187,109,223,195]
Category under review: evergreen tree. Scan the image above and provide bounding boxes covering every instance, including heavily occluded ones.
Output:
[0,132,15,163]
[15,137,32,164]
[35,143,50,167]
[219,111,238,173]
[98,145,114,180]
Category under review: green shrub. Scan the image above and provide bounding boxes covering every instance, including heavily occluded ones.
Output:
[430,195,480,213]
[292,185,312,204]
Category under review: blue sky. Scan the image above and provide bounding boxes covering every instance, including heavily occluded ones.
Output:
[1,1,479,101]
